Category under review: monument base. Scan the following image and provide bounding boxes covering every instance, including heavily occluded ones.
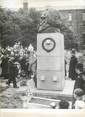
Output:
[32,80,75,101]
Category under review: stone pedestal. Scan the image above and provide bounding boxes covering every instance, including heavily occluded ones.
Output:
[32,80,75,101]
[37,33,65,91]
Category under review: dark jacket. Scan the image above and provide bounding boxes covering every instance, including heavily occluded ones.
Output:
[69,55,78,80]
[8,61,18,77]
[74,73,85,93]
[1,56,9,75]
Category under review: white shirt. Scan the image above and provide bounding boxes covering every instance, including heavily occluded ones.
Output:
[75,100,85,109]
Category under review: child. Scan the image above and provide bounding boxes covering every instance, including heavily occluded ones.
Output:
[73,88,85,109]
[74,88,84,100]
[75,100,85,109]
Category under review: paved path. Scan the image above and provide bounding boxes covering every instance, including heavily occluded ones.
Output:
[0,78,35,108]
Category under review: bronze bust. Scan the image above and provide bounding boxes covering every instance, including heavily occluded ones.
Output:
[38,9,62,33]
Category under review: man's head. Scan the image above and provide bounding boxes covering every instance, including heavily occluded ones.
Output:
[58,100,69,109]
[74,88,84,100]
[75,63,83,74]
[71,49,76,56]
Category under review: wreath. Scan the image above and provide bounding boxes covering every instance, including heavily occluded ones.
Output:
[42,38,56,52]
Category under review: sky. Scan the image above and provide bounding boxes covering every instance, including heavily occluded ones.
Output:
[0,0,85,10]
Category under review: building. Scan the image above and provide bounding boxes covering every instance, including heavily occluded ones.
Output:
[60,9,85,49]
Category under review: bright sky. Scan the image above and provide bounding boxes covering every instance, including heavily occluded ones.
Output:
[0,0,85,10]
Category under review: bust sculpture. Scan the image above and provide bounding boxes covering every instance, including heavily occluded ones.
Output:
[38,8,62,33]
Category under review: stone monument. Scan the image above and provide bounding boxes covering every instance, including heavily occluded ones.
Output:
[28,9,75,105]
[37,9,65,91]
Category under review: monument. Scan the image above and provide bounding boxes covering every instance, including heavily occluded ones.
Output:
[31,9,75,103]
[37,9,65,91]
[22,9,75,109]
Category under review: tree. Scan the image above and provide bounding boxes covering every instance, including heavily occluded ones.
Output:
[17,8,41,48]
[0,8,22,47]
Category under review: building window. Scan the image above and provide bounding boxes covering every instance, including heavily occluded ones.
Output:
[82,13,85,21]
[68,13,72,21]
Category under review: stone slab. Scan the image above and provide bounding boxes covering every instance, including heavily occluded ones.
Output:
[28,96,72,109]
[32,80,75,101]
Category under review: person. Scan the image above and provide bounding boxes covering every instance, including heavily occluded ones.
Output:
[19,55,30,78]
[74,63,84,91]
[73,88,85,109]
[6,56,19,88]
[74,70,85,93]
[58,100,69,109]
[1,53,9,79]
[69,49,78,80]
[72,63,84,108]
[75,63,83,79]
[0,49,2,76]
[75,100,85,109]
[65,59,67,78]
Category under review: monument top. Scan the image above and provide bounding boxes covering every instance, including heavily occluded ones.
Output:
[38,8,62,33]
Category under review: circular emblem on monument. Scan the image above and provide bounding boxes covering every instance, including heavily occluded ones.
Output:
[42,38,56,52]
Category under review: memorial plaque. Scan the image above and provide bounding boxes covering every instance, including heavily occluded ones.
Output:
[37,33,64,56]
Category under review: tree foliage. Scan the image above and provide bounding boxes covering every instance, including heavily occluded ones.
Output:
[0,7,41,48]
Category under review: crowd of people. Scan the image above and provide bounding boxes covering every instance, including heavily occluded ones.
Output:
[0,42,37,88]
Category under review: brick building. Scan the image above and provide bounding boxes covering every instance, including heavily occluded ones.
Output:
[60,9,85,49]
